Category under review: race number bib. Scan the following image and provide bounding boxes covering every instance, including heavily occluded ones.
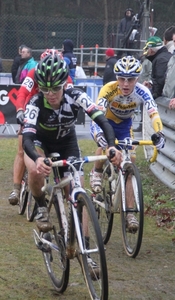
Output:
[22,76,34,92]
[24,104,40,125]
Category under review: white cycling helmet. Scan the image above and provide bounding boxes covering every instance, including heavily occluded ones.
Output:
[114,56,142,77]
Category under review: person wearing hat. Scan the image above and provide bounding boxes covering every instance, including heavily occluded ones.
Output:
[118,8,135,55]
[103,48,118,85]
[118,8,134,38]
[143,36,172,99]
[62,39,77,84]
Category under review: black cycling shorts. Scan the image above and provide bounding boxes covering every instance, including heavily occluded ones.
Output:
[34,129,82,177]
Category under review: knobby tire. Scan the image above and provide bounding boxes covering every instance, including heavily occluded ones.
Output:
[120,163,143,258]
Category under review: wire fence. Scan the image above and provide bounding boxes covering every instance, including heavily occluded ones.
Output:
[0,14,173,72]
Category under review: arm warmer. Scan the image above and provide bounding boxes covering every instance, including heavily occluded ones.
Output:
[93,114,115,147]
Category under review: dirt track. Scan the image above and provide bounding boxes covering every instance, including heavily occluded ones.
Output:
[0,138,175,299]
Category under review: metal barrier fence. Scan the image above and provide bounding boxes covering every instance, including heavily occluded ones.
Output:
[2,45,144,75]
[143,96,175,190]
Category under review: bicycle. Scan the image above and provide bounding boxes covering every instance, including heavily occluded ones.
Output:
[88,138,157,258]
[33,153,108,300]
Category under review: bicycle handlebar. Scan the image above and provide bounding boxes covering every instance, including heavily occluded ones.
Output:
[44,138,156,171]
[41,155,107,192]
[51,155,107,168]
[115,138,158,163]
[115,138,154,146]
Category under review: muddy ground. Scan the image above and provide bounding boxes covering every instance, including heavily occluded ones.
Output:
[0,138,175,299]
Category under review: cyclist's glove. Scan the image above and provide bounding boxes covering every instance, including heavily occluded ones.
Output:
[96,133,108,148]
[151,131,165,150]
[16,110,25,125]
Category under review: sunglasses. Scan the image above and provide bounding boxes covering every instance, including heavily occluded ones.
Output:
[117,76,138,83]
[39,84,64,94]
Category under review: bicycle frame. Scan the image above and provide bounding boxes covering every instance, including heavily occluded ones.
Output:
[33,154,109,299]
[41,156,107,256]
[105,139,157,212]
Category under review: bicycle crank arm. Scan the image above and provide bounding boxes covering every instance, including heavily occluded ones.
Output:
[33,229,60,252]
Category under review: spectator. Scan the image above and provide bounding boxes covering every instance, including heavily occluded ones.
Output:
[163,25,175,54]
[118,8,135,54]
[15,46,37,84]
[11,44,26,83]
[62,39,77,84]
[103,48,117,85]
[143,36,172,99]
[163,33,175,98]
[138,25,159,84]
[138,58,152,84]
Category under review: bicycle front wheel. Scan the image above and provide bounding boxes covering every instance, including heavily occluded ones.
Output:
[42,194,70,293]
[76,192,108,300]
[120,163,144,258]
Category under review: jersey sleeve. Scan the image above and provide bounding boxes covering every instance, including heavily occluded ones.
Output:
[76,91,115,147]
[96,86,108,113]
[142,88,163,132]
[16,68,35,111]
[22,98,41,162]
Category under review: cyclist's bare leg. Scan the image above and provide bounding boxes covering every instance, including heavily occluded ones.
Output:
[8,134,26,205]
[13,135,26,184]
[90,147,104,193]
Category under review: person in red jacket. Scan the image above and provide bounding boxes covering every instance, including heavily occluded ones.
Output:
[8,49,73,205]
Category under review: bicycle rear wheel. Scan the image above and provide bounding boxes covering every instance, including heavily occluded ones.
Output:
[42,194,70,293]
[26,191,38,221]
[18,171,28,215]
[76,192,108,300]
[120,163,143,258]
[94,163,114,244]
